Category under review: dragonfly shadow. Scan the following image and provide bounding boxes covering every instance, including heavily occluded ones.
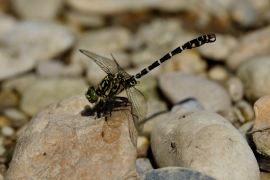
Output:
[81,104,98,117]
[81,99,131,118]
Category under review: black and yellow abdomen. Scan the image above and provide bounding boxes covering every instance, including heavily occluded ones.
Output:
[96,74,127,100]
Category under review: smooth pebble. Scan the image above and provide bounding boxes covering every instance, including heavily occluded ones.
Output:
[159,72,231,112]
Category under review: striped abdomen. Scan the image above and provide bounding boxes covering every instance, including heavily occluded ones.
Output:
[133,34,216,80]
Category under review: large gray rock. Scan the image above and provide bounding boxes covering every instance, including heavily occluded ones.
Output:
[159,72,231,112]
[151,110,260,180]
[6,95,138,180]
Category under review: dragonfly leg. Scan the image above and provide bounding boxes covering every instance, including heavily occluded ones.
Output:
[96,100,105,119]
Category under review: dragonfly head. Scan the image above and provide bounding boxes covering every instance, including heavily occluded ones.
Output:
[85,86,99,103]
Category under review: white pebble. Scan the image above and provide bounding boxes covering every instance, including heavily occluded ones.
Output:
[1,126,15,137]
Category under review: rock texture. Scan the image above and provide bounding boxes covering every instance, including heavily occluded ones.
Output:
[151,110,260,180]
[141,167,217,180]
[6,95,138,180]
[250,95,270,158]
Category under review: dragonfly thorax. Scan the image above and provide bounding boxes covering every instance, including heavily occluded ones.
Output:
[86,74,128,103]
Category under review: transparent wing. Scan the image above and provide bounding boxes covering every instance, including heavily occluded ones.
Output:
[110,54,131,79]
[126,86,147,132]
[80,49,119,75]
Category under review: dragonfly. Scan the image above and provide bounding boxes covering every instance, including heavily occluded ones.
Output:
[80,34,216,132]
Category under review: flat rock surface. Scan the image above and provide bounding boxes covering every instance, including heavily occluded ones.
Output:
[6,95,138,180]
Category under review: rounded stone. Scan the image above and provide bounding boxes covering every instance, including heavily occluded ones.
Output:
[0,90,19,109]
[198,34,238,61]
[136,158,153,175]
[235,100,254,121]
[151,110,260,180]
[208,66,229,81]
[237,56,270,103]
[160,51,207,75]
[20,78,88,116]
[3,108,28,128]
[227,25,270,70]
[1,126,14,137]
[2,73,38,94]
[159,72,231,112]
[12,0,64,20]
[250,95,270,157]
[225,76,244,102]
[141,167,217,180]
[4,21,75,62]
[230,1,258,28]
[0,50,35,81]
[36,61,63,77]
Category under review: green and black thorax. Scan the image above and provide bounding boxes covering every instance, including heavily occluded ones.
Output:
[85,73,138,103]
[96,74,130,99]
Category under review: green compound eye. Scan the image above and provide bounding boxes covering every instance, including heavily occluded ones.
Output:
[85,86,99,103]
